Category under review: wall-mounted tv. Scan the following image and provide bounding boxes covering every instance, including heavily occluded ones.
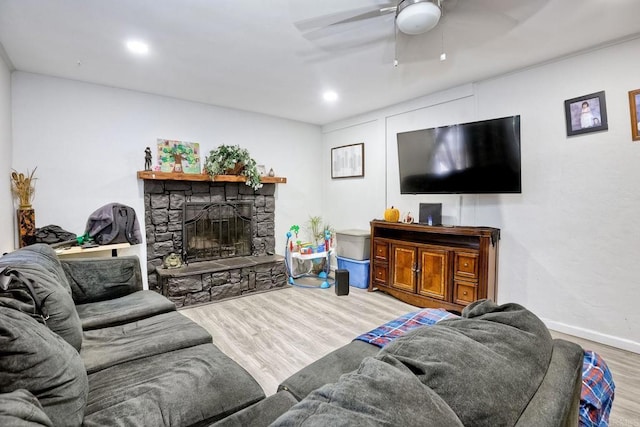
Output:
[397,115,521,194]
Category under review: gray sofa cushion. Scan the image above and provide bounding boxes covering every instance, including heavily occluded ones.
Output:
[376,300,553,426]
[61,256,143,304]
[0,257,83,351]
[81,311,213,374]
[211,390,298,427]
[83,343,265,426]
[0,307,88,427]
[76,289,175,330]
[19,244,73,294]
[272,356,464,427]
[278,340,380,401]
[0,389,53,427]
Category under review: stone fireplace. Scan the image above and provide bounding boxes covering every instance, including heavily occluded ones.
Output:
[142,174,286,308]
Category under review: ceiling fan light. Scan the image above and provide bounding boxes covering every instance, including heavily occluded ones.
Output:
[396,1,441,35]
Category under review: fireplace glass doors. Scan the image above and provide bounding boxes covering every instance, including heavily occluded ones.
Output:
[183,201,252,262]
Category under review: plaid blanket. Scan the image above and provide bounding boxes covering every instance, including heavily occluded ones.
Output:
[580,350,615,427]
[355,308,457,347]
[355,308,615,427]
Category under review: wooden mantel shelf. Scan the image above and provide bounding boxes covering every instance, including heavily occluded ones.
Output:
[137,170,286,184]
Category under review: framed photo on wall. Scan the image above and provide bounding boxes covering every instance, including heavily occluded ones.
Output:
[628,89,640,141]
[331,143,364,179]
[564,91,608,136]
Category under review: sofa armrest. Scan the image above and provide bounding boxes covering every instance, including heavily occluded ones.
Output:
[60,256,143,304]
[515,339,583,427]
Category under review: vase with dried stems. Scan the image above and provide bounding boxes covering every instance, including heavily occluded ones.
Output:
[11,168,37,209]
[11,167,37,247]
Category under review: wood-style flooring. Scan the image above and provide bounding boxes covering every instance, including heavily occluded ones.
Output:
[180,287,640,426]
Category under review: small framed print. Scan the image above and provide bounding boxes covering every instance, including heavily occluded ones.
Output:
[564,91,608,137]
[331,143,364,179]
[628,89,640,141]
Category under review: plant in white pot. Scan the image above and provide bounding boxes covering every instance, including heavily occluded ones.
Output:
[204,144,262,190]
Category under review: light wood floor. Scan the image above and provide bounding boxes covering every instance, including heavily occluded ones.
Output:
[180,287,640,426]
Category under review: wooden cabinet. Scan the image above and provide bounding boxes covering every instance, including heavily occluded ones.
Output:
[369,220,499,312]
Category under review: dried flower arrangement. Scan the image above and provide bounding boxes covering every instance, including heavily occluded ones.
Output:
[11,167,37,209]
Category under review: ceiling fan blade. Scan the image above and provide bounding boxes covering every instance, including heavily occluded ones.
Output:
[294,2,396,32]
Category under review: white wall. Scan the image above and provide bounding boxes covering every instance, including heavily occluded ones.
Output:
[11,72,323,284]
[0,55,12,254]
[322,38,640,353]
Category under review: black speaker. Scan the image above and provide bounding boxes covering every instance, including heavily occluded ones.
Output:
[419,203,442,225]
[335,269,349,296]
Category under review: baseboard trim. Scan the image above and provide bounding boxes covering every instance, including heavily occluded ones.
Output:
[542,318,640,354]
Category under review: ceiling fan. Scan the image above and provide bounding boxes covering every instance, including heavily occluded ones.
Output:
[294,0,547,65]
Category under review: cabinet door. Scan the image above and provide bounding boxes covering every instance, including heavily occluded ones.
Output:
[417,247,449,300]
[391,244,417,293]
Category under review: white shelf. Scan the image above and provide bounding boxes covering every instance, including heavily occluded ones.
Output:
[55,242,131,257]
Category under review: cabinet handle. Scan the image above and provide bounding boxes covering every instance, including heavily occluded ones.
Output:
[464,263,469,267]
[463,291,468,296]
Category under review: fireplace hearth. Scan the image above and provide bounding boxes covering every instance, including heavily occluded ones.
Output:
[143,179,285,308]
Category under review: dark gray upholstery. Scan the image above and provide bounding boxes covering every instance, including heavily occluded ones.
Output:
[84,343,265,426]
[16,244,73,294]
[0,247,83,351]
[81,311,213,374]
[211,391,298,427]
[273,300,584,427]
[0,389,53,427]
[272,356,464,427]
[278,340,379,401]
[515,339,584,426]
[0,307,88,427]
[61,256,143,304]
[2,245,268,426]
[75,289,176,330]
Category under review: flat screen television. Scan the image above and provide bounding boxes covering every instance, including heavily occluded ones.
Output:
[397,115,521,194]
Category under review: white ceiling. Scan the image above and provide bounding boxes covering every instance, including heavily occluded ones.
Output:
[1,0,640,125]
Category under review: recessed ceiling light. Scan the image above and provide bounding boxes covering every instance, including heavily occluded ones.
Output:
[126,40,149,55]
[323,91,338,102]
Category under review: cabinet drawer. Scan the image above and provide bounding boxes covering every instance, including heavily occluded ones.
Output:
[454,281,477,305]
[374,241,389,261]
[454,251,479,279]
[373,263,388,284]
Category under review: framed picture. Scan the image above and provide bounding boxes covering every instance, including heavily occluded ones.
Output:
[629,89,640,141]
[564,91,608,136]
[157,139,201,173]
[331,143,364,179]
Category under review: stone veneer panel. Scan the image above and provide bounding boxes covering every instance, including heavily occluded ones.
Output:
[143,180,284,307]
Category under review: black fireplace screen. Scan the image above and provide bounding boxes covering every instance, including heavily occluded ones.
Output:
[183,201,252,262]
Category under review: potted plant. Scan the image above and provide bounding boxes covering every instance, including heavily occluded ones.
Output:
[204,144,262,191]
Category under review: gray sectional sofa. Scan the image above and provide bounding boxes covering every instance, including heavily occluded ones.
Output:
[0,244,584,426]
[0,244,264,426]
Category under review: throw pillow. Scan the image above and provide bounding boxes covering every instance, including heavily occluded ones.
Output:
[0,307,88,426]
[0,255,82,351]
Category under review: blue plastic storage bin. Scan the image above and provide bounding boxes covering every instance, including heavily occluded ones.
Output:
[336,256,370,289]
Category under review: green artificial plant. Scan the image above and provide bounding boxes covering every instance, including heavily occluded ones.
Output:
[204,144,262,191]
[307,216,334,246]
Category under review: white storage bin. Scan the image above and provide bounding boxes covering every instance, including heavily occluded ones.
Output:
[336,229,371,260]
